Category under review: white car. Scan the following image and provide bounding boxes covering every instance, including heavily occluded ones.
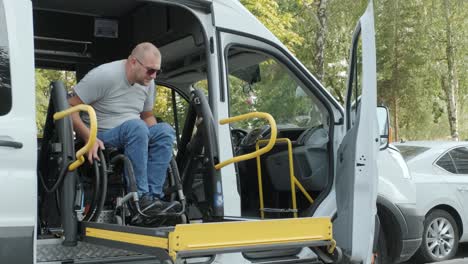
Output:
[395,141,468,262]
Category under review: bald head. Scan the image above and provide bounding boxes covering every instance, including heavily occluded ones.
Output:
[131,42,161,61]
[126,42,162,86]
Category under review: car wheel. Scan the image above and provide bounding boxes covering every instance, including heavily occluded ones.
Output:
[416,209,459,263]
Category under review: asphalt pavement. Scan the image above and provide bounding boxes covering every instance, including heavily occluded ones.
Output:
[403,243,468,264]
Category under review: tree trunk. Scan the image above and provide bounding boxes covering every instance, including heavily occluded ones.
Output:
[442,77,459,141]
[314,0,328,81]
[392,97,399,142]
[391,0,400,142]
[442,0,459,141]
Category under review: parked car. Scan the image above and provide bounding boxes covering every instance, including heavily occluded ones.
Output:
[375,108,423,263]
[395,141,468,262]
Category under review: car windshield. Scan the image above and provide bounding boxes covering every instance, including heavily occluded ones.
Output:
[396,145,430,161]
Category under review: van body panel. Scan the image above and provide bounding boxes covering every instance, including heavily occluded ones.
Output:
[334,1,379,262]
[0,0,37,262]
[378,145,415,204]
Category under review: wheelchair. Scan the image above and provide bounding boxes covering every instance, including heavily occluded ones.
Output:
[75,146,186,227]
[37,81,186,234]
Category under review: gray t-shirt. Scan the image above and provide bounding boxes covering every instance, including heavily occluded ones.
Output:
[73,60,155,131]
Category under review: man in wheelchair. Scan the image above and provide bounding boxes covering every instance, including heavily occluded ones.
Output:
[68,42,181,219]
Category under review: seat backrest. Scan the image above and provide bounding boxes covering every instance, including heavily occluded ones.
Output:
[265,126,329,192]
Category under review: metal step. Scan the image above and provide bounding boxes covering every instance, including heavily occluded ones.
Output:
[261,208,298,213]
[37,239,161,263]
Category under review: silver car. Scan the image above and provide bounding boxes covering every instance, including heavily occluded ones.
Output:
[395,141,468,263]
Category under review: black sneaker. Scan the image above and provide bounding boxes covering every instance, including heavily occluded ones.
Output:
[138,194,155,209]
[139,195,182,216]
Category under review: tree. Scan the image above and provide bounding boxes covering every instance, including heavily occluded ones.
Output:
[240,0,305,53]
[440,0,460,140]
[294,0,367,104]
[375,0,431,141]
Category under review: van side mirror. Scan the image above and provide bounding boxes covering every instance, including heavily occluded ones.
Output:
[377,106,389,150]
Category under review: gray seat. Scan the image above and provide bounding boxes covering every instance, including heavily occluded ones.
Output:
[265,126,329,192]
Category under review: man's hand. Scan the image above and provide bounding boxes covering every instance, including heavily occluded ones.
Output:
[87,138,105,164]
[141,111,157,127]
[68,94,104,164]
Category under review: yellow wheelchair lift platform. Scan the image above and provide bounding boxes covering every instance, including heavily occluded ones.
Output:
[82,217,333,260]
[56,107,336,262]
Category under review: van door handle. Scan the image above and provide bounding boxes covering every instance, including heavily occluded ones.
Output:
[0,139,23,149]
[457,187,468,192]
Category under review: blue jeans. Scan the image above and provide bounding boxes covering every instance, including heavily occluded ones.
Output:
[97,119,175,198]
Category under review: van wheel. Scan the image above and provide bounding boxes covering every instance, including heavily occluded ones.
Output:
[416,209,459,263]
[375,227,390,264]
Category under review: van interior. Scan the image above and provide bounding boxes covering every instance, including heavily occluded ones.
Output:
[34,0,334,244]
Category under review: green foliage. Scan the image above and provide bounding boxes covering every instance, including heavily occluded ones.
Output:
[242,0,467,141]
[35,69,76,136]
[153,86,188,134]
[240,0,306,53]
[32,1,468,141]
[373,0,467,140]
[228,57,323,130]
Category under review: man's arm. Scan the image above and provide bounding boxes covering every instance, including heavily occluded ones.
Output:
[140,111,157,127]
[68,95,91,141]
[68,95,104,163]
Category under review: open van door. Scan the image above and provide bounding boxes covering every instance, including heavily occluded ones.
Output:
[0,0,36,262]
[333,1,379,263]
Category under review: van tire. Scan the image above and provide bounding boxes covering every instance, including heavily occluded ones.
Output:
[375,227,390,264]
[415,209,459,263]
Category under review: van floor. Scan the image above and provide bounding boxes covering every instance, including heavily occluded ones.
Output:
[37,239,161,263]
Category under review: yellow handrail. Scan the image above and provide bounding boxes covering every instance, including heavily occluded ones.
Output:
[256,138,314,219]
[214,112,277,170]
[53,104,97,171]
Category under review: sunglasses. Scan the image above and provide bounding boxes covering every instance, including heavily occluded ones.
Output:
[135,57,162,76]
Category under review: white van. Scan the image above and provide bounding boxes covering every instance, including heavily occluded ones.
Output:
[375,108,423,263]
[0,0,380,263]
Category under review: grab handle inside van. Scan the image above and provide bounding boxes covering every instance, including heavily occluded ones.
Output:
[54,104,97,171]
[215,112,277,170]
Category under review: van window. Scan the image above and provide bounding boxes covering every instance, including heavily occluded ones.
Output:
[0,1,12,115]
[348,37,363,128]
[226,47,327,130]
[225,46,330,218]
[153,85,189,144]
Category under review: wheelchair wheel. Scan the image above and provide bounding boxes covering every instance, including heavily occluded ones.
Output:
[165,157,183,202]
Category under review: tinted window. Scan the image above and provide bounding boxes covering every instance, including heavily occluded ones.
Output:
[396,145,430,161]
[448,147,468,174]
[436,153,457,174]
[0,1,12,115]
